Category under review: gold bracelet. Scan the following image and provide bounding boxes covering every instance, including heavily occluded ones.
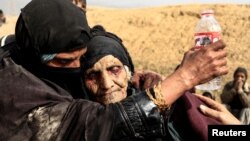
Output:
[145,82,170,112]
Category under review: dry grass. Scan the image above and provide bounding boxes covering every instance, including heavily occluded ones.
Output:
[86,4,250,99]
[1,4,250,99]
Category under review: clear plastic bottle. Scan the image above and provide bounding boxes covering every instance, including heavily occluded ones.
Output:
[194,9,222,91]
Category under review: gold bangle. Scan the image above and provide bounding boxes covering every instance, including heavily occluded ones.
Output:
[145,82,170,112]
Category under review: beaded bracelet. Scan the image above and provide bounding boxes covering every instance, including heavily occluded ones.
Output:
[145,82,170,112]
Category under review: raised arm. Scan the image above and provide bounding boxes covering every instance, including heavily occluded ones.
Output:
[0,40,228,141]
[160,40,228,107]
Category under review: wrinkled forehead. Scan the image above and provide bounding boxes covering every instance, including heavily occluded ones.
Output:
[83,36,130,70]
[87,55,123,71]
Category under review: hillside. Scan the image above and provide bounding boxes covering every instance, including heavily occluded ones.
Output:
[1,4,250,96]
[87,4,250,92]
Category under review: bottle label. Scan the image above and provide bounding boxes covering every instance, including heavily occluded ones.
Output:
[194,32,221,48]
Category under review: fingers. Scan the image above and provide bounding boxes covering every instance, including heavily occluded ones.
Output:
[131,70,163,90]
[218,66,229,76]
[199,105,221,120]
[209,40,226,51]
[197,95,243,125]
[199,105,242,125]
[176,39,228,89]
[130,70,143,89]
[190,46,198,52]
[142,71,163,89]
[195,94,223,111]
[210,59,228,78]
[214,48,227,61]
[142,76,154,89]
[202,40,228,78]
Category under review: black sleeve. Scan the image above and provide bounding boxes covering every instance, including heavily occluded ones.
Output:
[55,93,165,141]
[111,92,165,141]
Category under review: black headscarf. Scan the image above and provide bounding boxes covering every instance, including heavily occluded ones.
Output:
[82,29,135,99]
[82,29,134,73]
[14,0,91,99]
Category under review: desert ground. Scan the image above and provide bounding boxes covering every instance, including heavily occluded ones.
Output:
[1,4,250,100]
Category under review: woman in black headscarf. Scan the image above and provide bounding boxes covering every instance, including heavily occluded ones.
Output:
[0,1,166,140]
[82,29,236,141]
[12,0,90,98]
[82,27,137,104]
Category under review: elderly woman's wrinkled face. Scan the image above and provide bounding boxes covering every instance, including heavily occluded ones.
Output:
[84,55,129,104]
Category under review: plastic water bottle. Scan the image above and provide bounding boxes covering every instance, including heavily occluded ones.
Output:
[194,9,222,91]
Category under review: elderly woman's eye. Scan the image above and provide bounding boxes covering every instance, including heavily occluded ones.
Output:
[109,66,121,74]
[86,72,98,80]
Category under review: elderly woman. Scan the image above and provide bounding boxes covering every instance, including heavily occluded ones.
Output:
[221,67,250,124]
[82,28,137,104]
[82,29,240,141]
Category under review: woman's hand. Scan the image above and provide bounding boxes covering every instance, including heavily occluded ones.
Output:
[178,40,228,87]
[131,70,164,90]
[195,94,242,125]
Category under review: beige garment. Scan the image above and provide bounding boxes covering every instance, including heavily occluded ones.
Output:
[239,107,250,124]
